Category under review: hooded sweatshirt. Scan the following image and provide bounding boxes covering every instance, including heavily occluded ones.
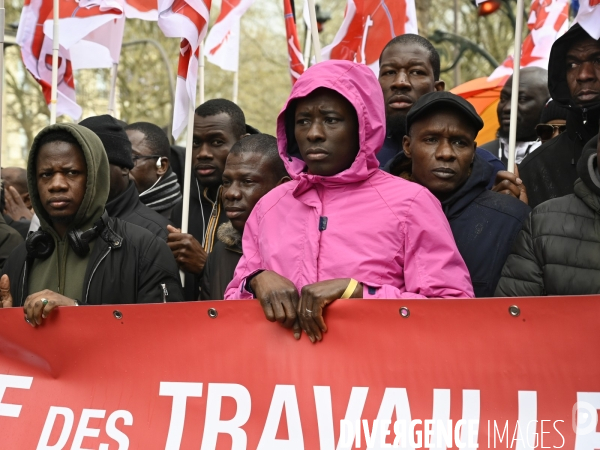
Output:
[519,24,600,208]
[27,123,109,299]
[224,60,473,300]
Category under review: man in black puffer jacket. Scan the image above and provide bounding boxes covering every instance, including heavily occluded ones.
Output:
[386,92,531,297]
[0,123,183,325]
[496,129,600,296]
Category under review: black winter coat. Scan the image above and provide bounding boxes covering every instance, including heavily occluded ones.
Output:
[200,222,242,300]
[2,217,184,306]
[518,24,600,208]
[495,135,600,296]
[171,178,228,300]
[106,181,170,240]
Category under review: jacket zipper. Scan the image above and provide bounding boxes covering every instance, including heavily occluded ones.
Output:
[582,108,588,125]
[19,260,29,307]
[84,247,111,304]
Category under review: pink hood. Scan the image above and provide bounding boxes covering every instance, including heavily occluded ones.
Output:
[277,60,384,193]
[225,60,473,300]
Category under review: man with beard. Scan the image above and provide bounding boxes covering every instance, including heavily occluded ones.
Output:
[481,67,550,166]
[378,34,505,183]
[168,99,248,300]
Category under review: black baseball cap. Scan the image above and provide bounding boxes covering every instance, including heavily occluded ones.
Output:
[406,91,484,134]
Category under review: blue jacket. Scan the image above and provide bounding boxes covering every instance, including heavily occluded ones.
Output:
[440,155,531,296]
[384,152,531,297]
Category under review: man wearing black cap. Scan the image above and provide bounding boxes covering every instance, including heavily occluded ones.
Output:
[79,115,170,240]
[386,91,531,297]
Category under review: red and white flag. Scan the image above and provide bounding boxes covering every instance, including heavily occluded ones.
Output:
[205,0,254,72]
[574,0,600,40]
[284,0,305,83]
[158,0,212,139]
[70,0,159,69]
[125,0,159,20]
[17,0,82,119]
[488,0,569,79]
[321,0,418,74]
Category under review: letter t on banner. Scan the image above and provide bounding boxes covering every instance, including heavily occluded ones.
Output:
[159,382,203,449]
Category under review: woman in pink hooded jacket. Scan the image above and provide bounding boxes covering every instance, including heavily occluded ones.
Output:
[224,60,473,342]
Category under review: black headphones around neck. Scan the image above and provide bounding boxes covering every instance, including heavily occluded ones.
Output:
[26,211,109,259]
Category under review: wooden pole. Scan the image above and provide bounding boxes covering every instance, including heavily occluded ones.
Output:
[179,45,203,286]
[107,62,118,116]
[232,70,238,104]
[506,0,525,173]
[306,0,321,63]
[0,0,5,173]
[50,0,59,124]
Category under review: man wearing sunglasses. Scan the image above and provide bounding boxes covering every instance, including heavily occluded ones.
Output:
[535,99,568,144]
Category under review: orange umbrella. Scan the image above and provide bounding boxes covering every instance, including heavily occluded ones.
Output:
[450,75,508,145]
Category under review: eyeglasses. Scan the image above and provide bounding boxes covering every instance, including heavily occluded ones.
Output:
[132,155,161,166]
[535,123,567,141]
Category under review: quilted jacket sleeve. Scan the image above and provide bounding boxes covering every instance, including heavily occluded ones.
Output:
[494,214,545,297]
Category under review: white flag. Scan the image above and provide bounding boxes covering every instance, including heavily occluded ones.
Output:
[205,0,254,72]
[574,0,600,40]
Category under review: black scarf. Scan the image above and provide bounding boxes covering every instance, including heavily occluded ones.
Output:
[139,168,182,213]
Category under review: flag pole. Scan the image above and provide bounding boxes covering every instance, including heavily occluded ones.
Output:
[303,26,311,68]
[50,0,60,124]
[306,0,321,63]
[199,43,205,104]
[179,44,203,286]
[232,70,238,104]
[107,62,119,116]
[0,0,5,173]
[506,0,525,173]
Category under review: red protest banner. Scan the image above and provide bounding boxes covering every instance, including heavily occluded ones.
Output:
[1,297,599,449]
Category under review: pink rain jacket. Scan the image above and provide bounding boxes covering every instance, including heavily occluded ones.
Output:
[224,60,474,299]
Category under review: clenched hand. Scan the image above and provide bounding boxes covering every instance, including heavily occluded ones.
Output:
[167,225,207,275]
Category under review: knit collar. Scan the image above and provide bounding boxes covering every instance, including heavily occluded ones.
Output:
[139,168,182,213]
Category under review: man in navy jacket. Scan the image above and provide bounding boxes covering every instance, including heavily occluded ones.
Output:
[385,91,531,297]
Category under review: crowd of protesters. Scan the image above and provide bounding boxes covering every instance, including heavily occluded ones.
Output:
[0,22,598,342]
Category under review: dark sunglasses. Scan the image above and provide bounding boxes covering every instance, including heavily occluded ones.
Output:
[535,123,566,141]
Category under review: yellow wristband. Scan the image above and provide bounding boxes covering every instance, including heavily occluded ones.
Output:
[340,278,359,299]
